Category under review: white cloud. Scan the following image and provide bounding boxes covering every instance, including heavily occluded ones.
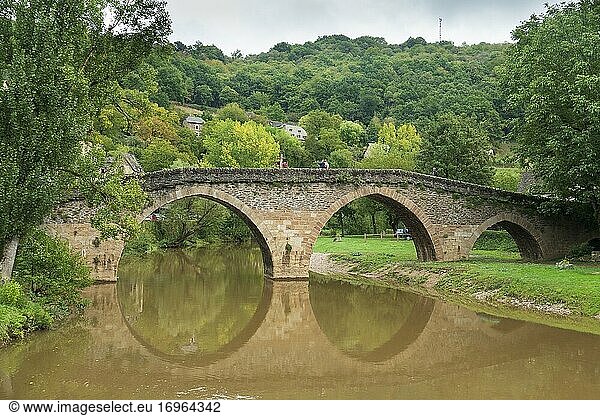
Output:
[165,0,558,55]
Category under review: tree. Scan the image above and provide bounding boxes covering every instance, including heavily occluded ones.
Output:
[339,121,366,147]
[329,149,355,168]
[417,113,494,184]
[149,198,229,248]
[155,65,191,103]
[202,120,280,168]
[248,92,270,110]
[269,127,311,167]
[193,85,213,106]
[304,128,346,163]
[502,0,600,224]
[219,86,240,105]
[0,0,171,280]
[366,116,383,143]
[300,110,345,162]
[259,103,286,122]
[360,123,421,170]
[215,103,249,123]
[141,139,196,172]
[299,110,343,138]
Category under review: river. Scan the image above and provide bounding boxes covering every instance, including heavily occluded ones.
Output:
[1,246,600,399]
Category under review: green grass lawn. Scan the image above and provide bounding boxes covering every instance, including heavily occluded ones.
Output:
[436,261,600,316]
[313,236,600,318]
[313,236,418,258]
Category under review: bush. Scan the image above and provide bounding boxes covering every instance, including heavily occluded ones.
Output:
[122,224,161,257]
[0,281,27,308]
[569,243,593,259]
[22,302,53,330]
[0,305,26,342]
[0,282,52,344]
[13,230,92,319]
[492,168,522,192]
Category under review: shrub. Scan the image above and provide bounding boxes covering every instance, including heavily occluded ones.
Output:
[122,224,160,257]
[22,302,53,330]
[0,281,53,344]
[0,302,52,344]
[492,168,522,192]
[569,243,593,259]
[0,281,27,308]
[0,305,26,342]
[13,230,92,319]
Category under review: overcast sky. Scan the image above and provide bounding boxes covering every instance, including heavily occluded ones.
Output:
[165,0,558,55]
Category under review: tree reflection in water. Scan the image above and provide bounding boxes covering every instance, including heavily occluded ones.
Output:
[117,247,269,365]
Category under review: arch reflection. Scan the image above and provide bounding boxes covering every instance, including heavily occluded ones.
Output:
[309,277,434,362]
[117,247,272,367]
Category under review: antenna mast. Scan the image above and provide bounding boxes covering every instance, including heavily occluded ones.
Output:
[439,17,443,43]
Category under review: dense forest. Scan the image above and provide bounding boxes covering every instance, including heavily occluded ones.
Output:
[102,35,519,178]
[150,35,511,142]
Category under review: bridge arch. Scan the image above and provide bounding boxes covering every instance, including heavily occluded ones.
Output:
[136,185,276,277]
[308,187,442,261]
[466,213,546,260]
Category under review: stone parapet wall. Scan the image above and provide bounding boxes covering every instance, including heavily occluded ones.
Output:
[141,168,547,206]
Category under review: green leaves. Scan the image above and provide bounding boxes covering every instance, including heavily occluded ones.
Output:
[417,113,494,185]
[201,119,280,168]
[503,0,600,222]
[0,0,171,254]
[359,123,422,170]
[13,230,91,319]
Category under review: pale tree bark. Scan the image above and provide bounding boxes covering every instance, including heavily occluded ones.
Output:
[0,237,19,283]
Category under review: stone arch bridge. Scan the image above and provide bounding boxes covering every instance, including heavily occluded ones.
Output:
[46,168,598,281]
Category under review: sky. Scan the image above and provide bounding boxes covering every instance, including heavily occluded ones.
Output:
[165,0,559,56]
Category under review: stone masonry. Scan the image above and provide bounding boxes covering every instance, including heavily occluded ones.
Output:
[46,168,599,281]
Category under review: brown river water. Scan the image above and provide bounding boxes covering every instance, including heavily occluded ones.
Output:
[1,246,600,400]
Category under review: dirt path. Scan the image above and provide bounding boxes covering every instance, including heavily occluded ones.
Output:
[309,253,353,275]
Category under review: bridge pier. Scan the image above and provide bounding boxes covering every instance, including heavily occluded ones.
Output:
[45,223,124,282]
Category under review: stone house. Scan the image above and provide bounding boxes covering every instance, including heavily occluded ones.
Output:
[184,116,205,136]
[269,121,308,141]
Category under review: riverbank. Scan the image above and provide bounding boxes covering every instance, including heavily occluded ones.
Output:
[311,237,600,334]
[0,231,92,348]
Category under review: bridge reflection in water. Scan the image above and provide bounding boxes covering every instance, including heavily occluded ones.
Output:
[116,248,438,368]
[2,248,600,399]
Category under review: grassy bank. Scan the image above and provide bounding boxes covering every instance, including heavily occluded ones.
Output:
[312,236,600,324]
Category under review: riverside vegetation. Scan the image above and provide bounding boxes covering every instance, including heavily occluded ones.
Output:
[0,231,92,345]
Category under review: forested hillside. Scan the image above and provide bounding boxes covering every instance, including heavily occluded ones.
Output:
[148,35,511,143]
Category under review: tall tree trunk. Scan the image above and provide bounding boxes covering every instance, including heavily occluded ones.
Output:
[592,195,600,230]
[0,237,19,283]
[371,213,377,234]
